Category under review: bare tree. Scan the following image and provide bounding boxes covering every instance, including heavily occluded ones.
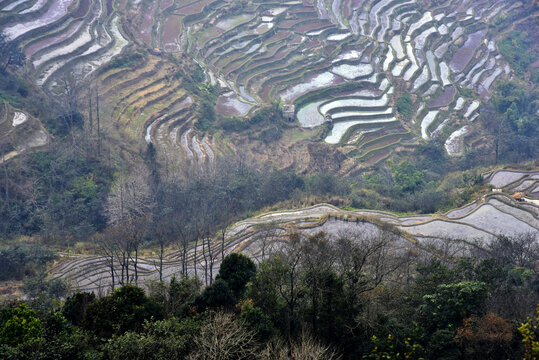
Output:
[0,134,11,208]
[105,164,154,224]
[95,86,101,155]
[88,90,93,135]
[299,232,336,336]
[0,34,26,71]
[253,222,279,264]
[174,220,195,277]
[94,231,117,291]
[260,331,341,360]
[124,217,148,284]
[486,233,539,269]
[57,73,83,139]
[104,164,154,285]
[150,219,171,282]
[94,224,136,289]
[189,312,258,360]
[217,226,228,264]
[191,178,219,283]
[270,232,304,335]
[333,228,407,295]
[201,233,220,286]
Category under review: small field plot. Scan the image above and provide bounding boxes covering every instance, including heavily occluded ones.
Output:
[458,204,537,236]
[488,171,527,187]
[401,220,494,242]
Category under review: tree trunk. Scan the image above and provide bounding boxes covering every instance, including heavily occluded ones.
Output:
[221,228,226,261]
[209,243,214,286]
[110,255,115,290]
[311,278,318,337]
[193,237,198,278]
[96,87,101,156]
[125,249,130,284]
[289,271,295,335]
[183,240,189,277]
[3,153,8,206]
[202,237,208,286]
[134,245,138,285]
[88,94,93,136]
[159,242,164,282]
[495,135,499,164]
[120,251,125,285]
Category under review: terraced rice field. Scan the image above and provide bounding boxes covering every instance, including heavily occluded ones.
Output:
[51,191,538,293]
[180,0,522,159]
[0,0,217,170]
[1,0,530,168]
[485,169,539,201]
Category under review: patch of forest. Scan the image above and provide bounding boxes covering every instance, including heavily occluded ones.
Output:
[0,232,538,359]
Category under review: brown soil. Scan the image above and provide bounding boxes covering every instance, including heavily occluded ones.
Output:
[306,142,347,173]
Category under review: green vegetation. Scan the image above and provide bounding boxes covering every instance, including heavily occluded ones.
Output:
[195,100,217,131]
[43,112,85,137]
[173,63,220,131]
[0,2,537,358]
[175,63,218,99]
[498,31,534,77]
[0,304,42,347]
[98,52,145,74]
[0,233,536,359]
[0,72,46,115]
[481,80,539,163]
[0,34,25,73]
[493,81,538,136]
[0,127,114,240]
[519,305,539,360]
[0,245,55,281]
[215,104,289,140]
[216,253,256,299]
[215,116,250,132]
[83,285,163,338]
[457,85,473,98]
[396,93,412,118]
[391,160,425,192]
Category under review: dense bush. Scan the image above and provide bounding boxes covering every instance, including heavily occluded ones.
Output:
[0,130,114,240]
[396,93,412,118]
[498,31,534,77]
[98,52,145,73]
[215,116,250,131]
[83,285,163,338]
[0,245,55,281]
[195,100,217,131]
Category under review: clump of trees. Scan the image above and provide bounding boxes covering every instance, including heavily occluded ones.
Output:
[195,100,217,131]
[0,245,55,281]
[391,160,426,192]
[498,31,534,77]
[0,34,25,73]
[396,93,412,119]
[481,80,538,164]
